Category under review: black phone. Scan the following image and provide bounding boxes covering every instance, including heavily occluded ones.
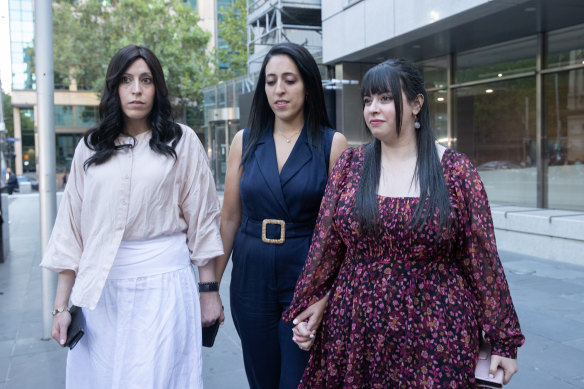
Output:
[202,319,220,348]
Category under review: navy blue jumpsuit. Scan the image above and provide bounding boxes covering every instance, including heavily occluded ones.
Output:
[230,125,335,389]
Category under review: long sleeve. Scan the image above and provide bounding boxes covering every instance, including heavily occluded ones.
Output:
[282,148,355,322]
[179,130,224,266]
[453,154,525,358]
[40,140,87,273]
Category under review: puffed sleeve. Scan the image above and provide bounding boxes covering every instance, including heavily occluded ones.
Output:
[179,129,224,266]
[452,153,525,358]
[282,148,355,322]
[40,140,87,273]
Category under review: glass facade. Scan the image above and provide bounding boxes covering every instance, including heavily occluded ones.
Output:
[55,105,98,128]
[447,25,584,210]
[20,108,35,172]
[454,79,537,206]
[544,70,584,210]
[8,0,34,90]
[420,57,449,146]
[454,37,537,84]
[203,73,257,188]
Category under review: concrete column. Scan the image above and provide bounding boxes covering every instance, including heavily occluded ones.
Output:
[334,62,370,145]
[13,107,23,175]
[35,0,58,340]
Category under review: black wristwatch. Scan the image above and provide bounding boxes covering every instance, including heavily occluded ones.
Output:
[198,281,219,293]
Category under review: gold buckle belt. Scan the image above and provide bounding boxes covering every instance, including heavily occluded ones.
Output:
[261,219,286,244]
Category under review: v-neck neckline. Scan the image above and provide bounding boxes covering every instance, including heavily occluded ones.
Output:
[273,125,306,177]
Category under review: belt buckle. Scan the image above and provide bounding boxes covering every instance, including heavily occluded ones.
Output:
[261,219,286,244]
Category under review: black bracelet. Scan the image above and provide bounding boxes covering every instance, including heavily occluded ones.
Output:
[198,281,219,293]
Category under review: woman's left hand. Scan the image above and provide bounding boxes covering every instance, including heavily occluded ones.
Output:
[291,294,329,351]
[200,292,224,325]
[490,354,518,385]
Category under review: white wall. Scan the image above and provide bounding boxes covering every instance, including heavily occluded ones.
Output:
[322,0,490,63]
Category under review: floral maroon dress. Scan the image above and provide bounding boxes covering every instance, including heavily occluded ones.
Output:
[283,147,525,388]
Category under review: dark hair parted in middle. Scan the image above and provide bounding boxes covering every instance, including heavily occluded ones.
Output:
[356,59,451,234]
[241,42,333,165]
[83,45,182,170]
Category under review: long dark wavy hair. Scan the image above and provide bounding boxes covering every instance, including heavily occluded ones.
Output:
[83,45,182,170]
[241,42,333,165]
[356,59,451,234]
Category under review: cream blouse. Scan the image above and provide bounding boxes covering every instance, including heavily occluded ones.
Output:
[40,124,224,309]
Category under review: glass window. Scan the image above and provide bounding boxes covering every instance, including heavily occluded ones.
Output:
[427,90,448,146]
[20,108,36,172]
[547,24,584,69]
[75,106,98,127]
[204,89,216,110]
[455,37,537,84]
[55,105,74,127]
[183,0,197,8]
[453,77,537,206]
[218,84,226,108]
[419,57,448,90]
[227,82,235,107]
[545,70,584,210]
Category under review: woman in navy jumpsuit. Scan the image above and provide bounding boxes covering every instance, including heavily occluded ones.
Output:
[216,43,347,389]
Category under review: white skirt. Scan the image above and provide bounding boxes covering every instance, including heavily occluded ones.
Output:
[66,233,203,389]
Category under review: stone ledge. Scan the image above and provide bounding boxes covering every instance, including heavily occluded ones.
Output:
[491,205,584,265]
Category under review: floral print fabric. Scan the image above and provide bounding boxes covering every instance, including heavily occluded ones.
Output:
[283,147,525,388]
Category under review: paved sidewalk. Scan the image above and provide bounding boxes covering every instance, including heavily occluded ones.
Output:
[1,193,584,388]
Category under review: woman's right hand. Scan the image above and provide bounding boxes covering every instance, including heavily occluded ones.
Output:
[52,311,72,346]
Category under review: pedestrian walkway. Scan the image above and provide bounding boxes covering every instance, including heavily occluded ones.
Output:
[0,193,247,389]
[1,193,583,388]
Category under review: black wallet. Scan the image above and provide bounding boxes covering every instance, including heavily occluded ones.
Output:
[202,319,220,348]
[64,306,86,350]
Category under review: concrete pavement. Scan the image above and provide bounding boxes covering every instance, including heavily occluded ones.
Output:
[1,193,584,388]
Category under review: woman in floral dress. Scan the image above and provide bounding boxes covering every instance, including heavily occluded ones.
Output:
[283,59,525,388]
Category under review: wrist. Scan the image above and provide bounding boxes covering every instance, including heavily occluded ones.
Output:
[51,306,70,316]
[198,281,219,293]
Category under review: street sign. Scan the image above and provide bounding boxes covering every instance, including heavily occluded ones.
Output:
[6,138,20,142]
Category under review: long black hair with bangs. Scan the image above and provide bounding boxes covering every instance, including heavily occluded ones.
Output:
[83,45,182,170]
[356,59,451,235]
[241,43,333,165]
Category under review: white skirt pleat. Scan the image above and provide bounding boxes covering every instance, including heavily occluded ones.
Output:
[66,233,203,389]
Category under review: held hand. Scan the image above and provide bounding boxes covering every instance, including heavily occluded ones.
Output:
[52,311,72,346]
[490,354,518,385]
[292,321,314,351]
[291,294,329,351]
[200,292,223,326]
[293,294,328,333]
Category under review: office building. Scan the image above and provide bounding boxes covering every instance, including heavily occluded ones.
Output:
[325,0,584,212]
[7,0,222,184]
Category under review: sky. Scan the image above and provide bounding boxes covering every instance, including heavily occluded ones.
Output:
[1,0,12,94]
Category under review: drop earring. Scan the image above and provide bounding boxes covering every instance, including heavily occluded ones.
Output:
[414,115,421,129]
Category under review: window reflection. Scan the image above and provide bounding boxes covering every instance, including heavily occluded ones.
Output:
[547,24,584,69]
[455,37,536,84]
[453,78,536,206]
[545,70,584,210]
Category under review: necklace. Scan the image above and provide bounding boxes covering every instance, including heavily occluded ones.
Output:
[276,130,301,143]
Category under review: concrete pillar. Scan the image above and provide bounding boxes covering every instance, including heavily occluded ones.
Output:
[13,107,23,175]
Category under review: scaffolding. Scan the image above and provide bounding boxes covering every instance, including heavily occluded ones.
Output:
[247,0,323,73]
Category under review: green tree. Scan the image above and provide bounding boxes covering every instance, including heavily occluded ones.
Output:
[52,0,212,116]
[216,0,248,80]
[1,90,13,136]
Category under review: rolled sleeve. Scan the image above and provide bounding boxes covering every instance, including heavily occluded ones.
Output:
[40,141,86,273]
[180,132,224,266]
